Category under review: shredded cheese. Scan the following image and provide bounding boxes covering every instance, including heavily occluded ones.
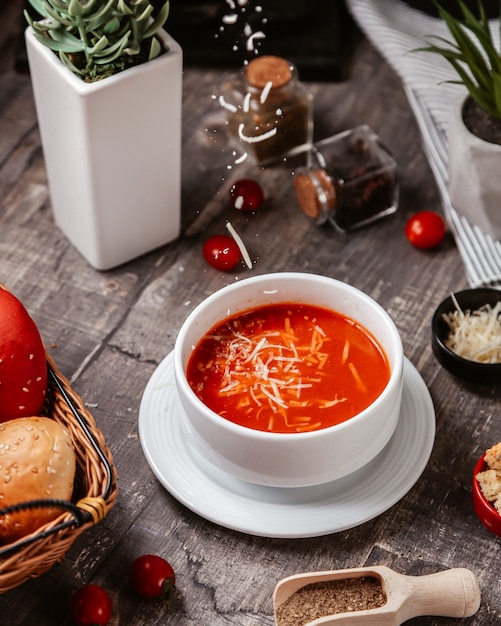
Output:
[187,305,390,434]
[260,81,273,104]
[218,95,237,113]
[222,13,238,25]
[203,318,347,432]
[442,295,501,363]
[237,122,278,144]
[226,221,253,269]
[234,151,248,164]
[243,92,251,113]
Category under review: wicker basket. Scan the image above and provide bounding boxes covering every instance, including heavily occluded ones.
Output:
[0,352,118,593]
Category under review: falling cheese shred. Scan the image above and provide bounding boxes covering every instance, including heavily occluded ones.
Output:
[442,295,501,363]
[226,221,253,269]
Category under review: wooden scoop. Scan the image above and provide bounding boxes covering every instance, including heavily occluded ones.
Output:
[273,565,481,625]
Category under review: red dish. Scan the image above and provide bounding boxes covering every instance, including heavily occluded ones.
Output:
[472,454,501,538]
[186,302,391,434]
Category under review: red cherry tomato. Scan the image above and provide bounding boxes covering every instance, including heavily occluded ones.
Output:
[203,235,242,271]
[130,554,176,604]
[70,584,112,626]
[230,178,264,212]
[405,211,446,249]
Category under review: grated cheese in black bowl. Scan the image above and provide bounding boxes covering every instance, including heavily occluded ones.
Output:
[431,288,501,383]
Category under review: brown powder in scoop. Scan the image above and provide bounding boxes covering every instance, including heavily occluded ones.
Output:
[276,576,386,626]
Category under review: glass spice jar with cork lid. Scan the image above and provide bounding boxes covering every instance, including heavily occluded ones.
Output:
[293,126,399,231]
[222,55,313,165]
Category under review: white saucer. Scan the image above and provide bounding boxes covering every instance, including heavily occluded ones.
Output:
[138,353,435,538]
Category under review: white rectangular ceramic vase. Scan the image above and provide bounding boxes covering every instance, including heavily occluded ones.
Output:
[25,27,183,270]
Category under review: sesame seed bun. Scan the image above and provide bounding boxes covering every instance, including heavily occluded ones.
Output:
[0,416,76,544]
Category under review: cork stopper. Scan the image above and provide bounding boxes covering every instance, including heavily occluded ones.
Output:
[294,169,336,220]
[246,56,293,90]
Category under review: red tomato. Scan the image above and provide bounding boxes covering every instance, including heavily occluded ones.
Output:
[203,235,242,271]
[70,585,112,626]
[405,211,446,249]
[130,554,176,604]
[230,178,264,212]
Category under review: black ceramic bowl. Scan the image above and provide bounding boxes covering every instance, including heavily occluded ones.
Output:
[431,288,501,383]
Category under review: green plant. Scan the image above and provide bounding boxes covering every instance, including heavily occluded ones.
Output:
[25,0,170,82]
[416,0,501,118]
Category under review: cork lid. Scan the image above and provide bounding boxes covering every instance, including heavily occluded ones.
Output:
[293,169,336,220]
[246,56,293,89]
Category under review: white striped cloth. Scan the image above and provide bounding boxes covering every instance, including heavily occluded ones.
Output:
[346,0,501,287]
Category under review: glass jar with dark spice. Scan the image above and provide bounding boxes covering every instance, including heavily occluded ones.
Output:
[293,126,399,231]
[222,55,313,165]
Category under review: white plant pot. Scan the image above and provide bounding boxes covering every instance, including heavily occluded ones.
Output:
[448,95,501,242]
[25,27,183,270]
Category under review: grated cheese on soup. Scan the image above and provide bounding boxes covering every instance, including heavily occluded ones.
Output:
[187,303,390,433]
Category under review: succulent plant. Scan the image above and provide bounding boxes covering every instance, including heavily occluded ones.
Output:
[25,0,170,82]
[416,0,501,119]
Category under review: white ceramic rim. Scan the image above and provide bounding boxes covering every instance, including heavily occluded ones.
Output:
[174,272,403,441]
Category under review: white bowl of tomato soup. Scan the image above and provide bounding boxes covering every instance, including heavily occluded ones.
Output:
[174,272,404,488]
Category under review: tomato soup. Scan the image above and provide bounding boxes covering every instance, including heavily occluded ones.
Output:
[186,303,390,433]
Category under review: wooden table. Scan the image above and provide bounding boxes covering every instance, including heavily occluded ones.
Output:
[1,4,500,625]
